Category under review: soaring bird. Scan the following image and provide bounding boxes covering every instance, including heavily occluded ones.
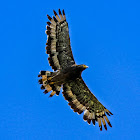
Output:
[38,9,113,131]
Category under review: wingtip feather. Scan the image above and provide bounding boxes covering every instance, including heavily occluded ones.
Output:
[58,9,62,15]
[62,9,65,15]
[47,15,52,20]
[53,10,57,16]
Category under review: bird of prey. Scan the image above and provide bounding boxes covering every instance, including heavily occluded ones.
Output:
[38,9,113,131]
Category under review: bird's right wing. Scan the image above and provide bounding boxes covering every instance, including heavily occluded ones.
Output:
[63,77,113,131]
[46,9,75,71]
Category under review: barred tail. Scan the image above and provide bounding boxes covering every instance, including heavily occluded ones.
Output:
[38,71,61,97]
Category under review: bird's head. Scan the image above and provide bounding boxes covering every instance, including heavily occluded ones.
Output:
[78,64,89,71]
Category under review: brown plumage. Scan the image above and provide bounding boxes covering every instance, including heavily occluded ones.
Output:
[38,9,113,131]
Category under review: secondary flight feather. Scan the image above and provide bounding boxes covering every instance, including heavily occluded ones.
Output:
[38,9,113,131]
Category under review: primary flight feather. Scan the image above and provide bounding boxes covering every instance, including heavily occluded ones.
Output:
[38,9,113,131]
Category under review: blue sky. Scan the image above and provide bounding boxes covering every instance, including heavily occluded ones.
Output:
[0,0,140,139]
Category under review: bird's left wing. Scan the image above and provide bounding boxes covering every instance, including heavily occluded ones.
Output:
[46,9,75,71]
[63,77,113,131]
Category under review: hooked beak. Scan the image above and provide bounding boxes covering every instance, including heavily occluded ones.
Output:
[83,65,89,69]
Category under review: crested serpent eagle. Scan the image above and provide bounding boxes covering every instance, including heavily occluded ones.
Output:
[38,9,113,131]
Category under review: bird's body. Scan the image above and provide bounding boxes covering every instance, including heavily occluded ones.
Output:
[52,65,87,81]
[38,9,113,131]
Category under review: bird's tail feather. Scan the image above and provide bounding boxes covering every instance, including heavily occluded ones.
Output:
[38,71,61,97]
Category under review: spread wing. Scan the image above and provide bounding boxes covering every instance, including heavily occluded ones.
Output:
[63,77,113,131]
[46,9,75,71]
